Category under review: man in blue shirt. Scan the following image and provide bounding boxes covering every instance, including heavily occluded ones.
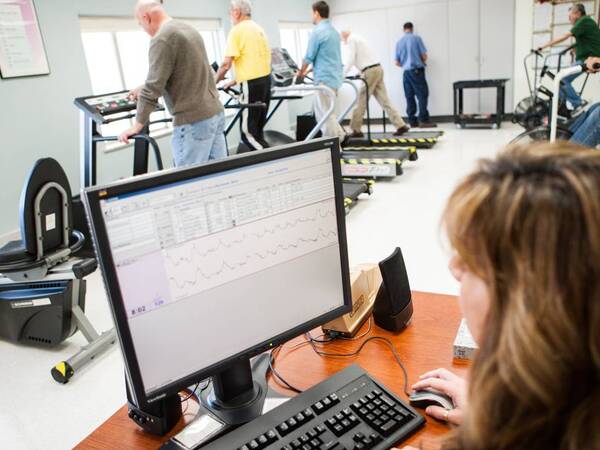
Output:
[395,22,436,128]
[297,1,346,141]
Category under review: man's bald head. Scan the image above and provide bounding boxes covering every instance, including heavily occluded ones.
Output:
[135,0,170,37]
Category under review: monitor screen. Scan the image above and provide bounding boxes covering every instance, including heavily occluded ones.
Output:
[90,144,349,398]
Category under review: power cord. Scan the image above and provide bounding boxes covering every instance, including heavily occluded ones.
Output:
[267,317,411,398]
[180,379,210,403]
[269,346,304,393]
[306,332,411,397]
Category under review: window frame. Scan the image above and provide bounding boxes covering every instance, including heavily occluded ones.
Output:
[279,21,313,67]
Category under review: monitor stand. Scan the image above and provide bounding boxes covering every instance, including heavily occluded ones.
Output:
[160,353,290,449]
[200,352,280,425]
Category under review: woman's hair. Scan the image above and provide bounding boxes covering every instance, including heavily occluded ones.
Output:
[443,142,600,450]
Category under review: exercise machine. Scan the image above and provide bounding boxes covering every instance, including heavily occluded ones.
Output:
[511,61,600,145]
[342,75,444,149]
[513,47,591,132]
[0,158,116,383]
[342,178,374,214]
[339,77,417,178]
[74,91,165,188]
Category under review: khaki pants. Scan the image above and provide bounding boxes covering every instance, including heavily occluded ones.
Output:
[315,84,346,140]
[350,65,406,132]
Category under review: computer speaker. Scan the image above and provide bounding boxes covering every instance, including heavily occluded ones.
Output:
[126,376,182,435]
[373,247,414,333]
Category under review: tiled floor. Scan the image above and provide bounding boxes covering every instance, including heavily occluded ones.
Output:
[0,123,521,450]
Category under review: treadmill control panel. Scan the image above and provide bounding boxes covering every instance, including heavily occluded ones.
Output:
[271,48,299,87]
[74,90,164,125]
[85,92,136,116]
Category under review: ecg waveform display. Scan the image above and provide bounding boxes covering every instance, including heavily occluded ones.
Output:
[163,200,338,302]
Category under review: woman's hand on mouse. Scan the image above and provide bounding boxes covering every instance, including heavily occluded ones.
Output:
[412,368,467,426]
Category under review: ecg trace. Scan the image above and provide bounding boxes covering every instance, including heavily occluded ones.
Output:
[163,201,338,301]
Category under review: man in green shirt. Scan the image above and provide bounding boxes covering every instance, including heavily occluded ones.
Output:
[538,3,600,110]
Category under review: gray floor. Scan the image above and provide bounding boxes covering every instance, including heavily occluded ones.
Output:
[0,123,522,450]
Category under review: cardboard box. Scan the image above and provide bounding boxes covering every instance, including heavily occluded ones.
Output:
[322,264,382,337]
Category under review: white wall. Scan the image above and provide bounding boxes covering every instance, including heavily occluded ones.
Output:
[331,0,515,120]
[0,0,314,236]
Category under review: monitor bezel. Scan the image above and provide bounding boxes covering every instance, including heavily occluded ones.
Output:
[83,137,352,406]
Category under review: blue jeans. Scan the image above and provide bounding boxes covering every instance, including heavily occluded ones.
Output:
[172,112,226,167]
[403,68,430,126]
[561,61,584,109]
[570,102,600,148]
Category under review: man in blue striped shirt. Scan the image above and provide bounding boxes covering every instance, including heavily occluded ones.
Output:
[395,22,436,128]
[297,1,346,142]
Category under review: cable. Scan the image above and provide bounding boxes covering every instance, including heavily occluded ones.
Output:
[269,346,303,393]
[307,335,411,397]
[179,379,210,403]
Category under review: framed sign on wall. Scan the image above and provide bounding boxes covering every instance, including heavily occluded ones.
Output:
[0,0,49,78]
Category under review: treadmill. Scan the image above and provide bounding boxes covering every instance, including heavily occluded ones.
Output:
[268,49,415,179]
[342,178,374,214]
[341,151,405,179]
[343,75,444,149]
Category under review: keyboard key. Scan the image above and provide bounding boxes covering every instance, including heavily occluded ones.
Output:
[303,408,314,418]
[380,395,395,407]
[353,432,365,442]
[277,422,290,436]
[333,424,344,436]
[322,441,340,450]
[329,393,340,404]
[379,419,399,436]
[248,440,259,449]
[266,429,277,441]
[287,418,298,428]
[313,401,325,414]
[373,390,382,396]
[310,438,321,447]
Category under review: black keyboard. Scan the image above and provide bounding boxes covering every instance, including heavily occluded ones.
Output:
[202,364,424,450]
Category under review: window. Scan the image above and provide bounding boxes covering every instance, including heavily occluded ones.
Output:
[279,22,313,67]
[79,17,224,139]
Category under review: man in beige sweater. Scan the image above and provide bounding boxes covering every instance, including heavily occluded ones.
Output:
[119,0,225,167]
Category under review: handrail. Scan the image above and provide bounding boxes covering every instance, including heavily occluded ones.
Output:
[272,83,337,141]
[94,133,164,170]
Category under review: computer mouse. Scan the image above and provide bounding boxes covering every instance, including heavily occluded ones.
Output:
[409,389,454,410]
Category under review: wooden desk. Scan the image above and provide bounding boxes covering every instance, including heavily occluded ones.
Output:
[77,292,468,450]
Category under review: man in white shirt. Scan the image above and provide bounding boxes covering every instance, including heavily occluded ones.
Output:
[341,30,409,138]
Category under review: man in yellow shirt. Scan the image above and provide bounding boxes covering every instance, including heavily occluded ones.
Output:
[216,0,272,151]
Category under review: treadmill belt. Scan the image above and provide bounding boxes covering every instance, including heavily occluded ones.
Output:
[345,131,443,148]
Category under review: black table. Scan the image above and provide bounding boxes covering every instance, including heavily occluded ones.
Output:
[453,78,509,129]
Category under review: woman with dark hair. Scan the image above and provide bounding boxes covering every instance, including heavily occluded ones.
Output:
[400,142,600,450]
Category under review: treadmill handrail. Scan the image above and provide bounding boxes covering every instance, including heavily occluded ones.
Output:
[94,134,164,171]
[338,79,359,126]
[272,83,336,141]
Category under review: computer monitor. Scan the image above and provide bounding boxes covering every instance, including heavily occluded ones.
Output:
[83,138,352,429]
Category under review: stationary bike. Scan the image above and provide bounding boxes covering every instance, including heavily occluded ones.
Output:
[511,61,600,144]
